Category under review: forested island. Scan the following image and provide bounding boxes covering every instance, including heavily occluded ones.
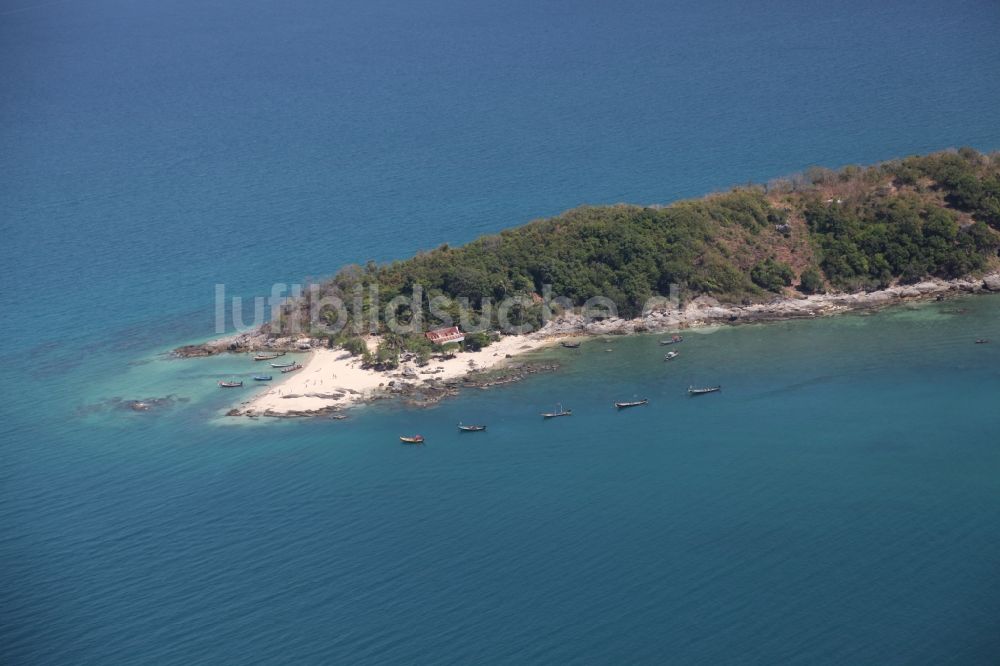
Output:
[301,149,995,324]
[184,148,1000,367]
[176,148,1000,415]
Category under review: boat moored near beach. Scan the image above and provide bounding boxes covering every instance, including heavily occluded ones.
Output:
[688,385,721,396]
[270,360,296,368]
[253,375,272,381]
[561,341,581,349]
[218,379,243,388]
[458,423,487,432]
[541,403,572,418]
[614,399,649,409]
[280,363,303,373]
[253,351,285,361]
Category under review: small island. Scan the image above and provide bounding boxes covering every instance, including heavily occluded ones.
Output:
[182,148,1000,416]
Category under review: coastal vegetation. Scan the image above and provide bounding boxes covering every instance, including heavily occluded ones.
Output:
[280,149,1000,347]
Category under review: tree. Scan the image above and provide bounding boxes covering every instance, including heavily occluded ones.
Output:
[361,347,375,368]
[341,337,367,356]
[750,259,795,292]
[375,341,399,370]
[415,348,431,366]
[463,331,492,352]
[799,266,825,294]
[440,342,461,355]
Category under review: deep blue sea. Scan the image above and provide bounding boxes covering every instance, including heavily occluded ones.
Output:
[3,0,1000,663]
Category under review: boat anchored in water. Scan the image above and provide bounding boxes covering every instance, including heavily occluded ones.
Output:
[561,341,581,349]
[541,403,572,418]
[218,379,243,388]
[458,423,487,432]
[253,351,286,361]
[253,375,272,381]
[664,351,679,361]
[280,363,303,373]
[688,385,721,396]
[400,435,425,444]
[614,398,649,409]
[270,360,296,368]
[659,335,684,345]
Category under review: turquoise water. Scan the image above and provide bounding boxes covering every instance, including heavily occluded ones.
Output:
[5,298,1000,663]
[3,0,1000,663]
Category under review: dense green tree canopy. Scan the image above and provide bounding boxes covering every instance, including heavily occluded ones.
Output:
[284,149,999,339]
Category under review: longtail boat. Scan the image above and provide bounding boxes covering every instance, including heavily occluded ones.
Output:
[688,385,721,396]
[561,341,581,349]
[541,403,572,418]
[280,364,302,373]
[458,423,487,432]
[270,361,295,368]
[400,435,425,444]
[218,380,243,388]
[614,398,648,409]
[253,351,285,361]
[253,375,272,381]
[660,335,684,345]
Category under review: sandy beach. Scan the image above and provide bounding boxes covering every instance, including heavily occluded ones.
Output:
[232,333,563,417]
[220,271,1000,418]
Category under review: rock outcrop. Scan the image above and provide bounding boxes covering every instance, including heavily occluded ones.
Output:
[173,332,324,358]
[535,272,1000,338]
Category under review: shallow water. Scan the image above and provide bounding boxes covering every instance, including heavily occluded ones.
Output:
[4,296,1000,663]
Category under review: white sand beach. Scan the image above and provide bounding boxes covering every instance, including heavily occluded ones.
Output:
[226,272,1000,418]
[233,333,563,417]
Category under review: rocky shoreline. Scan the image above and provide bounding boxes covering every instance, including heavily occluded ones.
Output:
[176,273,1000,360]
[537,272,1000,338]
[179,272,999,419]
[173,331,309,358]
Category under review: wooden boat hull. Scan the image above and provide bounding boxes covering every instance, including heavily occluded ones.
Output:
[218,381,243,388]
[688,386,721,396]
[615,400,648,408]
[399,436,425,444]
[542,403,571,418]
[458,425,487,432]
